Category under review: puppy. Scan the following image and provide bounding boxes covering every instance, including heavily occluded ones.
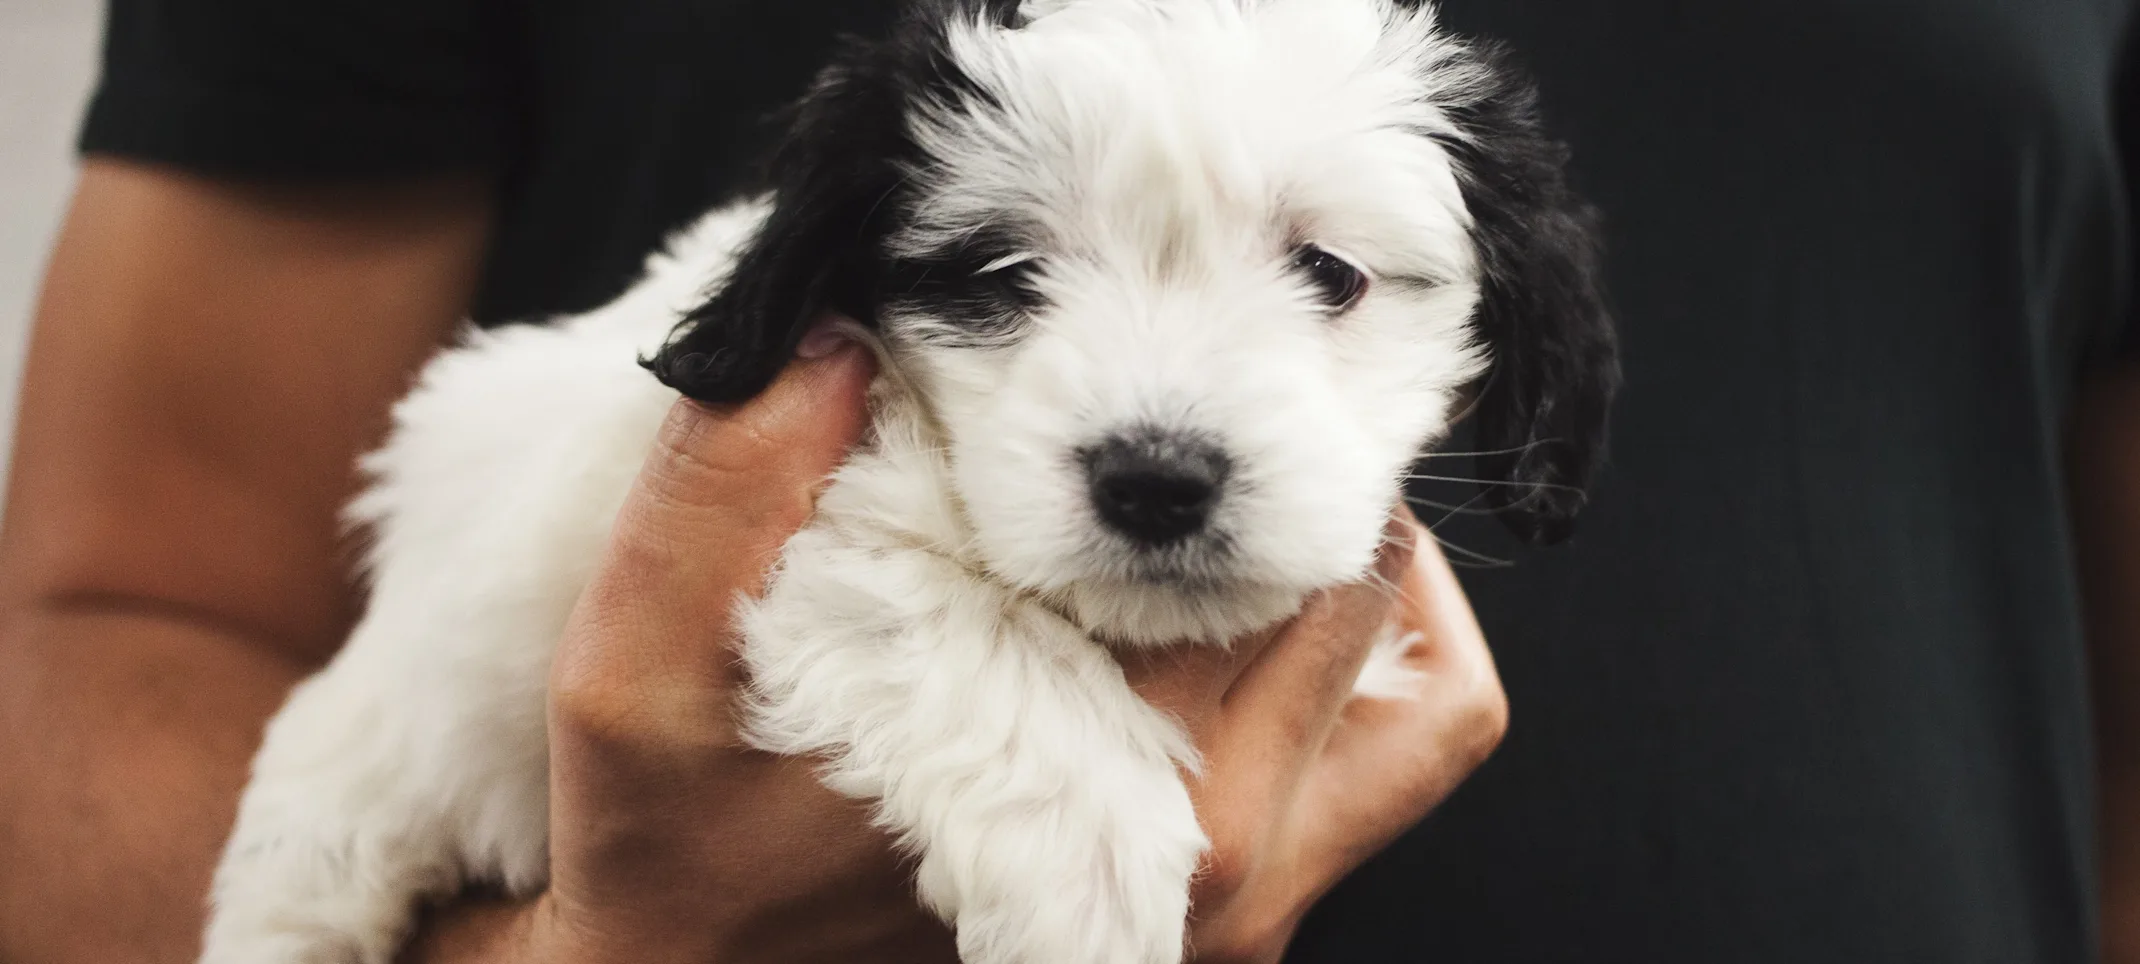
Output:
[200,0,1617,962]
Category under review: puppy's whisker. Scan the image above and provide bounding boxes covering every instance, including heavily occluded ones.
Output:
[1402,473,1587,496]
[1444,378,1490,427]
[1415,439,1565,459]
[1431,532,1515,569]
[1403,495,1496,518]
[1405,490,1496,532]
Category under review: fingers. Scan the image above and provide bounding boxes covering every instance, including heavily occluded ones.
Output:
[1187,521,1413,822]
[1219,517,1415,740]
[1126,520,1414,748]
[1288,530,1507,888]
[614,326,876,614]
[551,318,876,730]
[1339,523,1505,783]
[1120,624,1279,747]
[1391,520,1496,681]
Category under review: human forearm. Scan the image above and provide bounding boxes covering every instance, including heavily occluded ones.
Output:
[0,609,560,964]
[2071,364,2140,963]
[0,160,491,962]
[2104,771,2140,964]
[0,609,308,963]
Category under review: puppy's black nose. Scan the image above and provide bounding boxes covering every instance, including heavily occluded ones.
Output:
[1084,431,1231,547]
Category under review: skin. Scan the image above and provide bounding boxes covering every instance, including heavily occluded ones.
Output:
[2073,363,2140,964]
[0,160,1509,964]
[0,160,492,963]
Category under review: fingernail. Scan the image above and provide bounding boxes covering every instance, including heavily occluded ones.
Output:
[796,318,850,359]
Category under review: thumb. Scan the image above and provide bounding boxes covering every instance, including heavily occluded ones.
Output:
[557,319,877,701]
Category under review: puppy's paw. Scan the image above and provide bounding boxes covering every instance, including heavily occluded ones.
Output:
[200,818,444,964]
[927,778,1206,964]
[198,919,390,964]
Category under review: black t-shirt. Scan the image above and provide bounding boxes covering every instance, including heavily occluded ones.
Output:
[78,1,2140,961]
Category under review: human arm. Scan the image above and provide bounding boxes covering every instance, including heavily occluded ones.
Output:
[2075,360,2140,963]
[0,158,492,962]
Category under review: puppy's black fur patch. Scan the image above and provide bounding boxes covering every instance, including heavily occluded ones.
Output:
[1438,41,1619,545]
[643,0,1020,400]
[880,222,1050,347]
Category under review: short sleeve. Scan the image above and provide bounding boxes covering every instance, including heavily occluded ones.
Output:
[77,0,515,179]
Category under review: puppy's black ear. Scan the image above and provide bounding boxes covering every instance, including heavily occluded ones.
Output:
[643,41,912,403]
[1443,43,1620,545]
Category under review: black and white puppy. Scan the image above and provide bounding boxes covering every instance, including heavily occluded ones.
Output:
[202,0,1616,962]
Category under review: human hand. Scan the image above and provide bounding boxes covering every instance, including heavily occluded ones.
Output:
[1125,515,1508,963]
[404,319,1504,964]
[516,323,961,963]
[403,320,956,964]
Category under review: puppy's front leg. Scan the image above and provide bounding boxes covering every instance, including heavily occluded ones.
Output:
[899,641,1207,964]
[740,540,1208,964]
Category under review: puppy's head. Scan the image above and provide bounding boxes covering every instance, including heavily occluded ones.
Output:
[649,0,1618,644]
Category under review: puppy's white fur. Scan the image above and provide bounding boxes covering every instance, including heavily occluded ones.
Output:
[201,2,1500,962]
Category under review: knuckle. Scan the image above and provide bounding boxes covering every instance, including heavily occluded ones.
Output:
[548,610,664,749]
[1195,848,1253,908]
[1191,812,1266,909]
[548,667,654,749]
[642,405,764,513]
[638,406,815,539]
[1457,682,1511,764]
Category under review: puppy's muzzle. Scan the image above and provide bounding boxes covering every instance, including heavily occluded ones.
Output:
[1083,428,1232,548]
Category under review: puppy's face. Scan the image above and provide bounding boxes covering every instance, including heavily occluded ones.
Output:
[652,0,1619,645]
[881,1,1487,642]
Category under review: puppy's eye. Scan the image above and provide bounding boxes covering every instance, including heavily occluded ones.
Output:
[1291,245,1367,310]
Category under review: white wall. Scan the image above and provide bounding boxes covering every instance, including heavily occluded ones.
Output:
[0,0,103,497]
